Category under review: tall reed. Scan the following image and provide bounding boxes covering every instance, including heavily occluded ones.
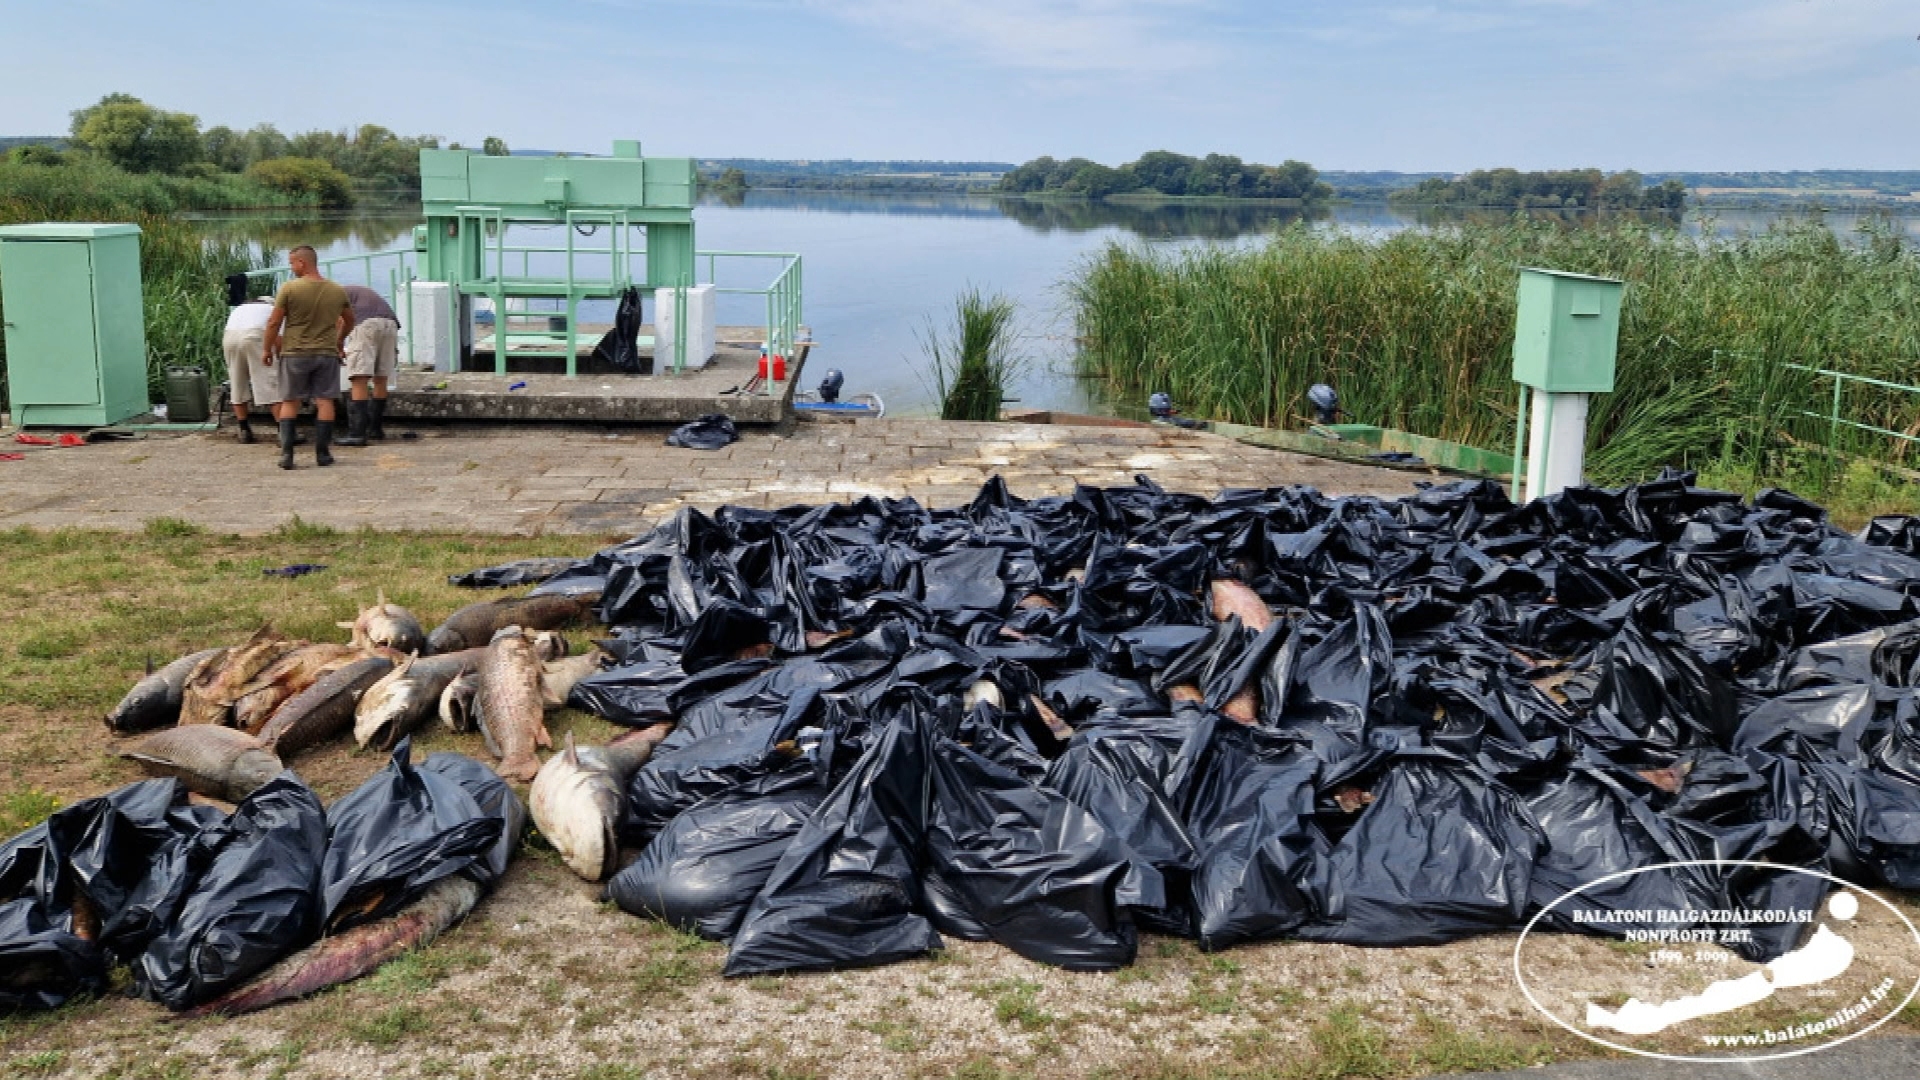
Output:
[1,198,261,412]
[1071,216,1920,490]
[924,289,1021,422]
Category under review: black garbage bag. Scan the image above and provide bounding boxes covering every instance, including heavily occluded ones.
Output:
[1178,716,1325,949]
[0,780,217,1010]
[1044,712,1199,934]
[724,699,942,976]
[1862,514,1920,555]
[592,286,647,374]
[126,774,327,1011]
[623,690,827,844]
[447,556,583,590]
[666,414,737,451]
[0,898,103,1011]
[924,728,1162,971]
[320,740,508,933]
[605,787,825,940]
[1296,753,1546,947]
[419,751,527,886]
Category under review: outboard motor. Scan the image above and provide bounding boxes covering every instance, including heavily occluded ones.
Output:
[817,369,845,404]
[1308,383,1340,425]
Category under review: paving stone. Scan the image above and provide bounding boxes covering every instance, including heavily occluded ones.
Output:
[0,420,1422,534]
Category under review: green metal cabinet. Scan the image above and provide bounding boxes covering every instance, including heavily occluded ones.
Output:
[0,223,149,427]
[1510,268,1625,394]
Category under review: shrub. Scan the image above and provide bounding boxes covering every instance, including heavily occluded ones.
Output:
[246,157,354,206]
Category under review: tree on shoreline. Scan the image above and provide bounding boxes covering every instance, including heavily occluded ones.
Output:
[997,151,1334,201]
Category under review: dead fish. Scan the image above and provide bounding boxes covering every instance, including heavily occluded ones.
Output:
[119,726,284,803]
[529,732,660,881]
[106,647,225,732]
[440,671,481,734]
[230,644,360,735]
[478,627,551,782]
[532,630,569,663]
[610,721,676,749]
[1167,684,1205,704]
[426,593,598,654]
[733,642,776,662]
[1016,593,1058,611]
[338,590,427,655]
[1209,579,1273,632]
[539,650,606,709]
[179,629,298,727]
[259,656,395,757]
[804,628,854,650]
[1028,694,1074,743]
[355,649,487,751]
[180,875,482,1018]
[964,679,1003,711]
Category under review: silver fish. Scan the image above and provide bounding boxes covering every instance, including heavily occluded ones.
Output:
[440,671,481,734]
[106,648,225,732]
[119,726,284,802]
[354,649,486,751]
[539,650,606,710]
[338,590,427,655]
[259,656,395,757]
[529,731,662,881]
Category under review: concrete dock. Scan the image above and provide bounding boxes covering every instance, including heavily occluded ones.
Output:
[388,323,799,425]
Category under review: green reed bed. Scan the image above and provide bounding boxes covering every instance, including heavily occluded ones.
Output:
[1071,216,1920,495]
[925,288,1022,422]
[1,166,265,413]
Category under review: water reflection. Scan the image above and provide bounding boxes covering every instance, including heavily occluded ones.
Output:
[182,204,421,258]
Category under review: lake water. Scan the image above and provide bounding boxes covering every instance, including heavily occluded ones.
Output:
[185,193,1920,416]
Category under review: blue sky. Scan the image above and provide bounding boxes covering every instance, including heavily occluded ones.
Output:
[2,0,1914,170]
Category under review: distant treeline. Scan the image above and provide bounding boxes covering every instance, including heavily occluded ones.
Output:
[697,158,1007,194]
[1390,169,1686,212]
[997,152,1333,201]
[1,94,510,208]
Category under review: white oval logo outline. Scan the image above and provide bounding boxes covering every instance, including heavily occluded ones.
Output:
[1512,859,1920,1064]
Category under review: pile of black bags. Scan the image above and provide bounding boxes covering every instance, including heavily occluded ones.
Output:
[1,740,522,1011]
[503,471,1920,974]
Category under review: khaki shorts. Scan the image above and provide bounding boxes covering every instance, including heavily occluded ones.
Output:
[224,329,279,406]
[279,354,341,402]
[344,317,399,379]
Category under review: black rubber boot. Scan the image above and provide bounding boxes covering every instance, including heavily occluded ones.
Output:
[237,415,256,445]
[336,400,369,447]
[368,397,388,440]
[277,419,296,470]
[315,420,335,467]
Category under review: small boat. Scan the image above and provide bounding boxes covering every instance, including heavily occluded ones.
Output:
[794,392,884,418]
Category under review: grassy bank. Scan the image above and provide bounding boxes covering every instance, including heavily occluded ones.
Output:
[1071,217,1920,501]
[0,158,315,218]
[1,161,267,413]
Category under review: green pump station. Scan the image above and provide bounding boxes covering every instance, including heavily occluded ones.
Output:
[0,223,150,428]
[415,140,698,373]
[1509,268,1625,502]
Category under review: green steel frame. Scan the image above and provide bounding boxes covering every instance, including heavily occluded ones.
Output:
[242,242,802,392]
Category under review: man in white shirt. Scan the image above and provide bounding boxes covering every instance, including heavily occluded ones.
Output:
[222,295,278,443]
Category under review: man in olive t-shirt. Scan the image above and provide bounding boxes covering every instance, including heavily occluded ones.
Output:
[262,245,354,469]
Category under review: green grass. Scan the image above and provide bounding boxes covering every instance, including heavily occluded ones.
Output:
[0,789,60,835]
[346,1003,430,1047]
[1071,215,1920,508]
[924,288,1022,422]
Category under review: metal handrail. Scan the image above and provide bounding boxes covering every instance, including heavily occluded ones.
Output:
[246,236,802,393]
[1783,363,1920,448]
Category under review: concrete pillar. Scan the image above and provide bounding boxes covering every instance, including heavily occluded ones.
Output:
[1524,391,1590,502]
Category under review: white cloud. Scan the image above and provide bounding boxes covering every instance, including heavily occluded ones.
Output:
[806,0,1221,74]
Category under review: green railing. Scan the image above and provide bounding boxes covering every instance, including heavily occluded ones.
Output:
[1784,364,1920,451]
[242,233,801,392]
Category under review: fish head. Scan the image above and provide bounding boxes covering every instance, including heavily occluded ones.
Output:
[426,626,464,654]
[532,631,569,662]
[228,748,286,802]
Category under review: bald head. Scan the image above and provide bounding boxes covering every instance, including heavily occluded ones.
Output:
[289,246,318,277]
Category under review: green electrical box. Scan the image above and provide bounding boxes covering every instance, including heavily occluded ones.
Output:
[0,223,149,427]
[1510,267,1625,394]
